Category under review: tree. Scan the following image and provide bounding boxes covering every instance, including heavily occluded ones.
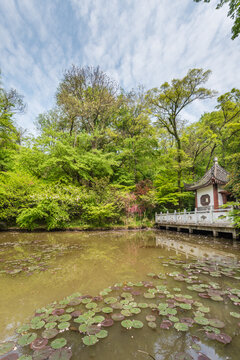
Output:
[56,65,120,147]
[193,0,240,39]
[146,69,216,205]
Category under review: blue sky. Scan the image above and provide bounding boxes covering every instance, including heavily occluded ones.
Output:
[0,0,240,133]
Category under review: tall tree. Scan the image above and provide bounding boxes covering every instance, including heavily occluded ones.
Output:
[56,65,120,148]
[146,69,216,205]
[193,0,240,39]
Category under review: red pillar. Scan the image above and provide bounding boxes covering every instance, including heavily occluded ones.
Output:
[195,191,198,209]
[213,184,219,209]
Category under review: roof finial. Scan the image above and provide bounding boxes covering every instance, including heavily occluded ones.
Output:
[214,157,218,164]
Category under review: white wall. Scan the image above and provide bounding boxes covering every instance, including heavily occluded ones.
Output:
[197,185,214,207]
[218,185,224,206]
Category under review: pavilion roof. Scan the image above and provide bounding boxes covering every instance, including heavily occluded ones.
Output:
[184,159,229,191]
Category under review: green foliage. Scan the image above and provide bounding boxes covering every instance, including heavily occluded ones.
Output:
[194,0,240,39]
[16,200,69,231]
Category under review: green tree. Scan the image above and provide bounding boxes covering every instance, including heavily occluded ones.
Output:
[194,0,240,39]
[146,69,215,205]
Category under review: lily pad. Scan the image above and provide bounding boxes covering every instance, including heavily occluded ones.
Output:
[0,354,19,360]
[19,356,32,360]
[18,333,37,346]
[208,319,225,328]
[31,321,45,330]
[194,317,209,325]
[160,320,172,329]
[111,313,125,321]
[148,321,157,329]
[0,342,15,356]
[96,330,108,339]
[42,329,59,340]
[58,315,71,322]
[50,339,67,350]
[48,348,72,360]
[58,322,70,330]
[45,322,57,330]
[32,347,54,360]
[146,315,156,322]
[16,324,30,334]
[82,335,98,346]
[101,307,113,314]
[130,308,141,314]
[174,322,189,331]
[132,320,143,329]
[92,315,105,323]
[230,312,240,318]
[101,319,114,327]
[138,303,148,308]
[30,338,48,351]
[121,320,133,329]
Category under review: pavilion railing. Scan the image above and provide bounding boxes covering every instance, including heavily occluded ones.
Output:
[155,207,233,226]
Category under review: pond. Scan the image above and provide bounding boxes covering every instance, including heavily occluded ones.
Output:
[0,230,240,360]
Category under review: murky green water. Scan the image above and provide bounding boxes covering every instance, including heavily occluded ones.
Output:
[0,230,240,360]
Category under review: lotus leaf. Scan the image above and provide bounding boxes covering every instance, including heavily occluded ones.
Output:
[50,339,67,350]
[92,315,105,323]
[111,313,124,322]
[58,315,71,322]
[0,342,15,355]
[57,322,70,330]
[132,320,143,329]
[144,293,155,299]
[33,346,54,360]
[101,307,113,314]
[169,316,179,323]
[96,330,108,339]
[30,338,48,350]
[45,322,57,330]
[203,326,220,334]
[130,308,141,314]
[19,356,32,360]
[48,348,72,360]
[16,324,30,334]
[208,319,225,328]
[65,308,74,313]
[174,322,189,331]
[137,303,148,308]
[18,333,37,346]
[82,335,98,346]
[104,297,117,304]
[85,302,97,309]
[160,320,172,329]
[148,322,157,329]
[87,325,101,335]
[31,321,45,330]
[74,315,87,324]
[194,317,209,325]
[42,329,58,339]
[121,309,132,317]
[230,312,240,318]
[179,303,191,310]
[121,320,133,329]
[146,315,156,322]
[1,354,19,360]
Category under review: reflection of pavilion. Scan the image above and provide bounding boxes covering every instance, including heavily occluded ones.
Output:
[156,236,238,264]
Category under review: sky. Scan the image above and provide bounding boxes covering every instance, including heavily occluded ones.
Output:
[0,0,240,133]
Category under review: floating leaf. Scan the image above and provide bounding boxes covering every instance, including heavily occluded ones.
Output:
[58,315,71,322]
[58,322,70,330]
[45,322,57,330]
[230,312,240,319]
[50,339,67,350]
[31,321,45,330]
[208,319,225,328]
[96,330,108,339]
[138,303,148,308]
[30,338,48,351]
[18,333,37,346]
[148,322,157,329]
[48,348,72,360]
[92,315,105,323]
[146,315,156,322]
[111,313,124,321]
[0,354,19,360]
[174,323,189,331]
[132,320,143,329]
[0,342,15,355]
[121,320,133,329]
[33,348,54,360]
[169,316,179,323]
[179,303,191,310]
[19,356,32,360]
[82,335,98,346]
[16,324,30,334]
[194,317,209,325]
[130,308,141,314]
[101,307,113,314]
[42,329,58,340]
[101,319,114,327]
[160,320,172,329]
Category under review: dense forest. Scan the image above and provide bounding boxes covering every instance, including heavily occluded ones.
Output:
[0,66,239,230]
